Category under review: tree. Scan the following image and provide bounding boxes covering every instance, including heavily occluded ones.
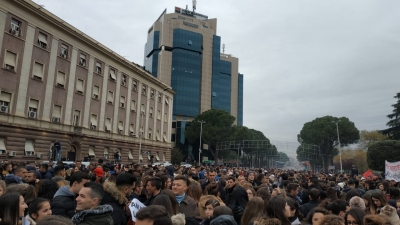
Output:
[382,92,400,140]
[185,109,236,165]
[171,148,184,165]
[298,116,360,171]
[367,140,400,171]
[359,130,387,150]
[277,152,290,162]
[333,148,368,173]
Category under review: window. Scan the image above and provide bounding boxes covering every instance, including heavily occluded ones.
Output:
[79,53,86,67]
[157,110,161,120]
[164,113,168,122]
[4,51,17,71]
[129,124,135,136]
[131,100,136,112]
[10,19,20,36]
[88,146,95,157]
[25,140,35,156]
[105,118,111,132]
[90,114,98,129]
[120,96,126,108]
[132,80,138,91]
[60,44,68,58]
[28,99,38,118]
[72,110,80,126]
[122,75,127,86]
[38,32,47,49]
[104,147,109,159]
[93,85,100,99]
[56,71,65,87]
[0,91,11,113]
[148,129,152,139]
[139,126,144,137]
[150,89,155,99]
[142,85,147,96]
[52,105,61,123]
[140,104,145,114]
[76,79,84,94]
[33,62,44,80]
[158,92,162,103]
[118,121,123,134]
[107,91,114,104]
[95,62,102,74]
[128,150,133,160]
[149,107,153,118]
[0,138,6,153]
[109,68,116,81]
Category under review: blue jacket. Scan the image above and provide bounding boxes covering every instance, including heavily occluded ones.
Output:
[41,170,52,179]
[4,174,24,184]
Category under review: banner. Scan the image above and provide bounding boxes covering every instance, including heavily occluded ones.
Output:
[129,198,146,222]
[363,169,373,179]
[385,160,400,182]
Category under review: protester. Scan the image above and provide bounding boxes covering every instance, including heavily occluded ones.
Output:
[306,207,331,225]
[26,198,52,225]
[0,193,28,225]
[172,175,199,219]
[241,197,264,225]
[136,205,172,225]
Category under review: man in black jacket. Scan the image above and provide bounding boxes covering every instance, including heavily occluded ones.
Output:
[300,188,320,218]
[301,177,325,204]
[144,177,162,206]
[51,171,90,218]
[101,173,136,225]
[225,176,248,224]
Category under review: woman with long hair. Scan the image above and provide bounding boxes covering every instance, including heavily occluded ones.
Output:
[186,182,202,203]
[306,207,331,225]
[0,193,28,225]
[362,193,372,213]
[370,192,388,214]
[25,198,52,225]
[7,184,37,207]
[344,208,367,225]
[387,187,400,208]
[160,189,179,215]
[35,180,59,201]
[241,197,264,225]
[153,194,174,216]
[265,196,291,225]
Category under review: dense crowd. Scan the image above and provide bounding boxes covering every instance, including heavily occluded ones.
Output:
[0,160,399,225]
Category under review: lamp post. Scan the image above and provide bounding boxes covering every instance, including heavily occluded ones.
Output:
[334,120,342,173]
[198,120,206,166]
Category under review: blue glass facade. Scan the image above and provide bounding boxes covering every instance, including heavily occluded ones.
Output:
[211,35,231,113]
[238,73,244,126]
[171,29,203,117]
[144,31,160,77]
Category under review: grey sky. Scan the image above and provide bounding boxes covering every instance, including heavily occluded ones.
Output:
[33,0,400,143]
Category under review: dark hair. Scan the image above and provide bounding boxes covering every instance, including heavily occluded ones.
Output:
[158,174,170,190]
[213,206,233,218]
[153,194,174,216]
[161,189,179,215]
[389,187,400,200]
[370,191,387,214]
[265,196,291,225]
[287,183,299,192]
[28,198,50,221]
[186,183,202,202]
[306,207,331,224]
[310,188,320,200]
[241,197,264,225]
[174,175,189,186]
[83,182,104,203]
[345,189,361,202]
[329,199,349,215]
[345,208,366,225]
[256,187,271,205]
[326,187,339,200]
[146,177,162,190]
[54,165,65,175]
[40,164,49,170]
[321,215,345,225]
[70,171,90,185]
[204,181,220,196]
[0,193,21,225]
[226,176,236,181]
[36,180,59,201]
[136,205,172,225]
[6,183,36,205]
[205,199,220,208]
[36,215,74,225]
[116,173,136,187]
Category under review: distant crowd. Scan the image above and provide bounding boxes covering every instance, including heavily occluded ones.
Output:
[0,160,399,225]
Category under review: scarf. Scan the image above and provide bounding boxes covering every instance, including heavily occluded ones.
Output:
[176,194,185,204]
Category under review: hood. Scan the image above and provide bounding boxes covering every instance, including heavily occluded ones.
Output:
[210,215,237,225]
[103,180,129,205]
[54,185,75,198]
[171,213,186,225]
[71,205,113,223]
[380,205,400,224]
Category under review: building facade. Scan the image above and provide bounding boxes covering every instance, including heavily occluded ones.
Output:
[0,0,174,164]
[144,7,244,160]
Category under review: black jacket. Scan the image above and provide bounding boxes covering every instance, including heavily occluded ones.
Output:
[71,205,114,225]
[100,181,129,225]
[301,184,325,204]
[225,184,248,224]
[300,200,320,218]
[51,186,76,218]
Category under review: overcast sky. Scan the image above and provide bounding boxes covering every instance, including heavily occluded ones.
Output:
[33,0,400,145]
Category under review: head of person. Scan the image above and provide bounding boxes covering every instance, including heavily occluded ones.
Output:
[14,166,27,178]
[330,200,350,217]
[25,171,37,183]
[76,182,104,211]
[0,180,6,197]
[349,196,366,211]
[306,207,331,225]
[246,188,255,200]
[225,176,236,189]
[136,205,172,225]
[389,187,400,200]
[7,183,37,205]
[186,183,202,202]
[36,179,59,201]
[146,177,162,196]
[0,193,28,225]
[362,193,371,207]
[54,165,66,177]
[39,164,48,173]
[247,171,255,181]
[160,189,179,215]
[152,194,174,216]
[238,175,246,184]
[69,171,91,194]
[204,199,220,219]
[116,173,136,197]
[93,167,104,181]
[28,198,52,223]
[172,175,189,196]
[287,183,299,197]
[310,188,321,201]
[370,192,388,213]
[320,215,345,225]
[265,196,291,225]
[241,197,264,225]
[207,169,216,182]
[213,206,233,218]
[2,163,12,173]
[344,208,366,225]
[363,214,391,225]
[256,187,271,204]
[36,215,74,225]
[204,181,220,197]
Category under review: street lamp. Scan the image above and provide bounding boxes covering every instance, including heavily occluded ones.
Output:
[334,120,342,173]
[198,120,206,166]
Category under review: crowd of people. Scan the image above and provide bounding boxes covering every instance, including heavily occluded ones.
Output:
[0,159,399,225]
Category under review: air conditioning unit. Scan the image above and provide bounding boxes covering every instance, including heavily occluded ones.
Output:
[10,29,19,37]
[57,83,64,88]
[36,153,43,159]
[90,125,97,130]
[52,117,60,123]
[0,106,9,113]
[107,101,113,104]
[9,151,16,157]
[120,103,124,108]
[26,151,34,156]
[33,75,42,81]
[77,90,83,94]
[0,150,5,155]
[5,64,15,71]
[60,50,68,58]
[130,132,135,137]
[118,130,123,134]
[29,111,37,118]
[93,94,98,99]
[105,127,110,133]
[39,42,47,49]
[104,154,109,159]
[79,59,86,67]
[122,81,126,86]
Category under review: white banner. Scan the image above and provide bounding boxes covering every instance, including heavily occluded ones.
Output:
[129,198,146,222]
[385,160,400,182]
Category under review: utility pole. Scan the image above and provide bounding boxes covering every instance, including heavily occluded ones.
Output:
[199,120,206,166]
[334,120,342,173]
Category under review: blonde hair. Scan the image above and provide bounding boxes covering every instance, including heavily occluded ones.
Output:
[0,180,6,196]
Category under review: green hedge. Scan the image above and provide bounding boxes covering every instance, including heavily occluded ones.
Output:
[367,140,400,171]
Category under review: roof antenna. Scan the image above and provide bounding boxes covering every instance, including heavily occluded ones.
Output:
[192,0,197,14]
[222,43,225,54]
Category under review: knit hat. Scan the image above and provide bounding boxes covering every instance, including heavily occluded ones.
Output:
[93,168,104,177]
[380,205,400,224]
